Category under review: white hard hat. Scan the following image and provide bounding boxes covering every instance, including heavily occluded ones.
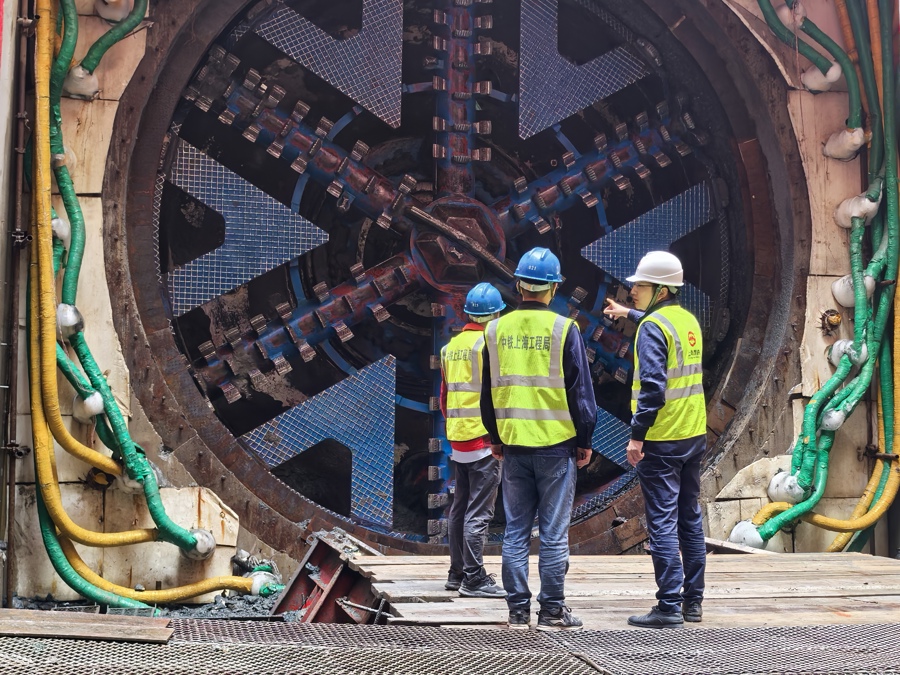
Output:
[626,251,684,287]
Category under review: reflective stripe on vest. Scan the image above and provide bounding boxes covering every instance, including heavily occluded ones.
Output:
[631,305,706,441]
[441,330,488,441]
[485,310,576,447]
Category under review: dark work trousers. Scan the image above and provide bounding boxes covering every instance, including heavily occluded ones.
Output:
[448,454,501,583]
[635,434,707,613]
[501,453,576,611]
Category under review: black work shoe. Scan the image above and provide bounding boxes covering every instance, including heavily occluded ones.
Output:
[444,573,463,591]
[628,606,684,629]
[536,606,583,631]
[508,608,531,629]
[459,573,508,598]
[683,601,702,623]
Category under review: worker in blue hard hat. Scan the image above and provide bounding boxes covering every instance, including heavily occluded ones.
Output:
[604,251,707,629]
[440,282,507,599]
[479,247,596,631]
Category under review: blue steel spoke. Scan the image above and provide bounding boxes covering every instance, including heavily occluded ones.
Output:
[251,0,403,128]
[196,254,421,395]
[423,2,494,540]
[430,1,492,196]
[185,47,409,230]
[549,292,632,388]
[490,112,684,240]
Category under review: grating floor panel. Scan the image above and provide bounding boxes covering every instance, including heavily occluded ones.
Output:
[0,638,592,675]
[554,623,900,675]
[170,620,563,651]
[1,621,899,674]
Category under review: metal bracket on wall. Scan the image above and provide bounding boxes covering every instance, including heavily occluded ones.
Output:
[2,444,30,460]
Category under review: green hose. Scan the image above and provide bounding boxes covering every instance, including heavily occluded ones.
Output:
[80,0,148,74]
[68,331,197,549]
[42,0,197,552]
[845,0,884,179]
[796,358,851,490]
[35,488,154,611]
[49,0,77,157]
[756,0,833,76]
[849,216,868,347]
[56,165,85,306]
[49,2,84,302]
[51,232,95,401]
[845,0,900,550]
[846,0,900,550]
[759,432,836,540]
[784,0,862,128]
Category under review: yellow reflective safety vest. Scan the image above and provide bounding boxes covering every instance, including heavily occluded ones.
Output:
[441,329,489,442]
[631,304,706,441]
[484,309,576,447]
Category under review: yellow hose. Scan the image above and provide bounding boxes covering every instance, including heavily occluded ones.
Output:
[30,5,123,479]
[826,462,883,550]
[835,0,868,118]
[30,256,157,546]
[57,536,254,601]
[868,0,884,110]
[38,239,122,476]
[834,1,856,64]
[752,455,900,532]
[827,385,888,551]
[31,4,155,547]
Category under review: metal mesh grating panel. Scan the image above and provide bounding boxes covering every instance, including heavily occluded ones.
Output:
[170,620,563,651]
[582,182,713,284]
[519,0,649,139]
[572,471,636,521]
[3,621,899,674]
[551,623,900,675]
[242,356,395,526]
[0,639,596,675]
[681,282,712,333]
[582,182,714,328]
[254,0,403,128]
[167,142,328,315]
[592,408,631,469]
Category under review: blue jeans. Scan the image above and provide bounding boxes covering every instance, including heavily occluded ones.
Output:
[636,435,707,613]
[501,452,576,611]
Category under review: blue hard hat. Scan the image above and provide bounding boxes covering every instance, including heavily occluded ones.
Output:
[514,247,563,283]
[464,283,506,315]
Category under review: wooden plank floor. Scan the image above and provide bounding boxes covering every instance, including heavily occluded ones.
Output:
[0,608,173,643]
[349,553,900,631]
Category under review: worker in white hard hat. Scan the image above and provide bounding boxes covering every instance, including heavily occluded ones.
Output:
[604,251,707,629]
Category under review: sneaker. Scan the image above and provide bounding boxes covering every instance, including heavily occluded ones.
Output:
[627,605,684,629]
[536,606,583,631]
[459,573,507,598]
[444,573,463,591]
[683,601,702,623]
[508,608,531,630]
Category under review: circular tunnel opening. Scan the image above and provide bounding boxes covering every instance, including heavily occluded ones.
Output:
[124,0,768,549]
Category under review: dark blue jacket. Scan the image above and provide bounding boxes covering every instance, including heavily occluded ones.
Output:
[480,302,597,456]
